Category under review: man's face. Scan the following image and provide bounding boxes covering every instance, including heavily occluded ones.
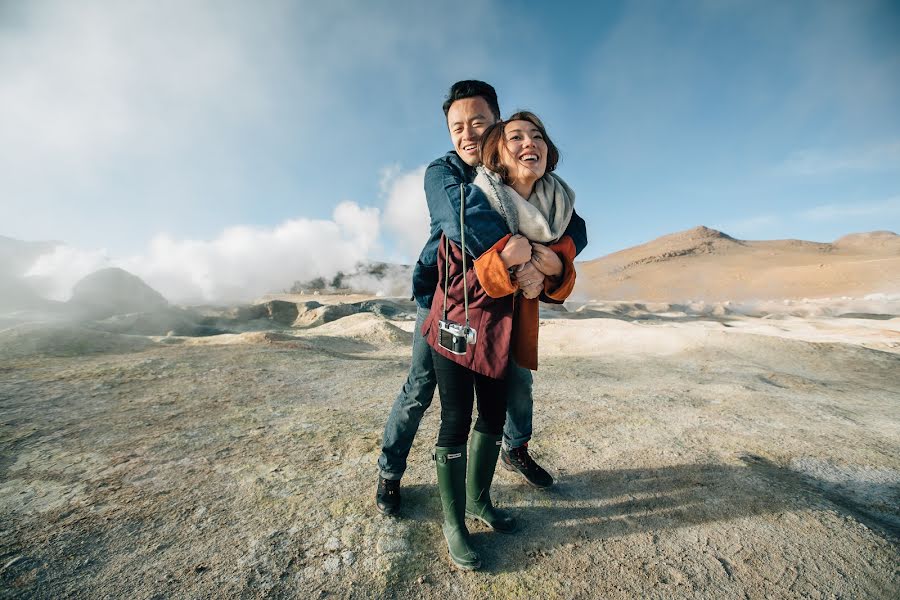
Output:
[446,96,497,166]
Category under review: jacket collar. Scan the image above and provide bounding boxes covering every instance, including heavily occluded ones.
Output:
[445,150,476,179]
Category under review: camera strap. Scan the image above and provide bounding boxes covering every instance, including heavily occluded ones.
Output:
[441,184,471,327]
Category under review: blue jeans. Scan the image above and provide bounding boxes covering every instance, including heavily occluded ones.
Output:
[377,306,534,480]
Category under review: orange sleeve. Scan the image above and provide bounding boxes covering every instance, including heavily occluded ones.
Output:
[473,233,517,298]
[543,235,577,302]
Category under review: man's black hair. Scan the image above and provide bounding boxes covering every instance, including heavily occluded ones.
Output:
[442,80,501,121]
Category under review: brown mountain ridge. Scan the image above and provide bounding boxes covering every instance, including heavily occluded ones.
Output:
[576,227,900,302]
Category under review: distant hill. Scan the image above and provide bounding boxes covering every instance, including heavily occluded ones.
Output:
[68,267,169,320]
[576,227,900,302]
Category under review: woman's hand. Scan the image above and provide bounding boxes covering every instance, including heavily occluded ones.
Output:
[530,243,563,277]
[500,234,532,268]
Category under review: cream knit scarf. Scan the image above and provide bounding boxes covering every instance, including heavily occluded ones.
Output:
[473,166,575,243]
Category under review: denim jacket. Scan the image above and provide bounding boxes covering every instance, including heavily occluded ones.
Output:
[412,151,589,309]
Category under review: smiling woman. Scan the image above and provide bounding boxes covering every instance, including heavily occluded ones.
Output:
[426,109,577,379]
[416,103,582,571]
[475,111,574,250]
[479,111,561,199]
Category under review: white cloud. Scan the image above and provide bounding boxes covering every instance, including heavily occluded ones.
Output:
[711,198,900,239]
[24,245,112,301]
[0,0,510,259]
[381,165,430,260]
[23,202,381,304]
[799,197,900,221]
[778,142,900,176]
[0,1,267,175]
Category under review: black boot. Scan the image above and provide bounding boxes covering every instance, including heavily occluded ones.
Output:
[466,431,517,533]
[375,475,401,516]
[500,442,554,488]
[435,445,481,570]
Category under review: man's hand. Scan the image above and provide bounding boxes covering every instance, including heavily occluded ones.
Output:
[521,281,543,299]
[515,262,545,299]
[530,243,563,278]
[500,234,532,268]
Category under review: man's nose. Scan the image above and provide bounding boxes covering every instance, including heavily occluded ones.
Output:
[462,123,477,139]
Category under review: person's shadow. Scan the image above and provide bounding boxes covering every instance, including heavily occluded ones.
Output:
[401,455,899,574]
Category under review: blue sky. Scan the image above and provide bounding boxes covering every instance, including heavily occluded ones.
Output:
[2,0,899,301]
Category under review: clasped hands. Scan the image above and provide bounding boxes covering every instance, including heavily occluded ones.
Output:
[499,234,563,300]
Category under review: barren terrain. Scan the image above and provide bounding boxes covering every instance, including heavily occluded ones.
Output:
[2,295,898,599]
[2,228,899,598]
[577,228,900,302]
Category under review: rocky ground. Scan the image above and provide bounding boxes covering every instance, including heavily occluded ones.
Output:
[1,297,898,599]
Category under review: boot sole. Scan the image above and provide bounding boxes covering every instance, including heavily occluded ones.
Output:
[375,504,400,516]
[448,556,481,571]
[466,511,518,534]
[500,459,553,489]
[375,499,401,516]
[446,543,481,570]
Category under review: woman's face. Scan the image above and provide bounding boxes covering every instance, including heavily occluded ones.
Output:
[500,119,548,185]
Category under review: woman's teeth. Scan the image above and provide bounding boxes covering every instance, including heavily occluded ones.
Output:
[520,154,539,163]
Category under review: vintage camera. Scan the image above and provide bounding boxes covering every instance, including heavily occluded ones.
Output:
[438,319,477,355]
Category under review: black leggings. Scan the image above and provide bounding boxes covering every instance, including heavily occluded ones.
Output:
[431,349,508,447]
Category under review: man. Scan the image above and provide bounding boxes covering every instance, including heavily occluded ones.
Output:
[375,80,588,515]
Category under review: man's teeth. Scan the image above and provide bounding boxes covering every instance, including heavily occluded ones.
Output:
[464,145,476,151]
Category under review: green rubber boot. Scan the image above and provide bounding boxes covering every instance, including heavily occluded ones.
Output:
[434,445,481,570]
[465,431,517,533]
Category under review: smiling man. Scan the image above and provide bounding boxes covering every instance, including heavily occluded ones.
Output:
[375,80,588,516]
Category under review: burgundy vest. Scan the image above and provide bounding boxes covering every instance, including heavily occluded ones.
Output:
[422,236,514,379]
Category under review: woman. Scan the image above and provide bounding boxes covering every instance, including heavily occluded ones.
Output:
[422,111,577,570]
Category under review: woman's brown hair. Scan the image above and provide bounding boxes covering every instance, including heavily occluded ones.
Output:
[478,110,560,185]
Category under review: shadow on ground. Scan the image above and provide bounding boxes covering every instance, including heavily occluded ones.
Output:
[394,457,899,575]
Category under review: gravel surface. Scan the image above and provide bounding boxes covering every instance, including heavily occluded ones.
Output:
[1,308,898,599]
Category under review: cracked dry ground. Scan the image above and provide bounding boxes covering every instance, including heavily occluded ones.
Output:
[1,328,898,599]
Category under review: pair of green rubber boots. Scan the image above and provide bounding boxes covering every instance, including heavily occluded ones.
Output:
[434,430,517,571]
